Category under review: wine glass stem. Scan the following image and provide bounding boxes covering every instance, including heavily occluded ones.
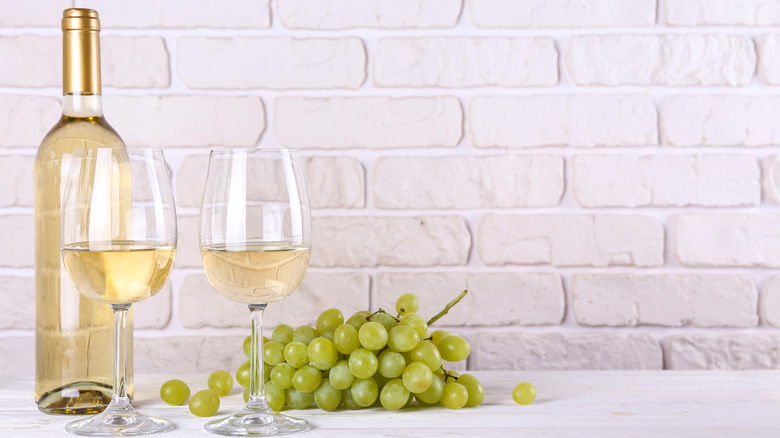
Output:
[110,304,131,410]
[248,303,269,410]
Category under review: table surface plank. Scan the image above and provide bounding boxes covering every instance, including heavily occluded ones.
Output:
[2,371,779,437]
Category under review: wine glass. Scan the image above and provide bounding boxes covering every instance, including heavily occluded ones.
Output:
[199,148,311,436]
[61,148,177,436]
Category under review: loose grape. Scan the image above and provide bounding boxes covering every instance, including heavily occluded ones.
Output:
[441,382,468,410]
[160,379,190,406]
[345,311,371,330]
[402,362,433,394]
[513,382,536,405]
[358,321,388,351]
[270,363,296,390]
[348,348,378,379]
[236,360,251,388]
[263,341,285,366]
[272,324,294,345]
[316,308,344,334]
[341,387,364,410]
[329,360,356,390]
[308,337,339,370]
[429,329,450,347]
[379,378,410,410]
[286,387,314,409]
[387,325,419,352]
[457,374,484,407]
[292,326,319,345]
[395,293,419,316]
[409,341,442,372]
[369,312,398,333]
[398,312,428,338]
[415,374,444,405]
[265,381,286,411]
[438,335,471,362]
[314,381,342,411]
[283,341,309,369]
[189,389,220,417]
[292,365,323,393]
[350,377,378,407]
[378,349,406,379]
[333,324,360,355]
[207,370,234,396]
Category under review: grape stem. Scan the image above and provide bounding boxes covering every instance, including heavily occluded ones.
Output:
[427,289,468,326]
[366,309,400,322]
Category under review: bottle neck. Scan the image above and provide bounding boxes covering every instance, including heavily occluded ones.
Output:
[63,93,103,118]
[62,27,101,96]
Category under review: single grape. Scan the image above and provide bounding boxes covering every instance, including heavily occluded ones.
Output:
[333,324,360,355]
[378,349,406,379]
[236,360,251,388]
[321,326,336,341]
[350,377,378,407]
[441,382,468,410]
[348,348,378,379]
[160,379,190,406]
[358,321,388,351]
[379,378,410,410]
[429,329,450,347]
[189,389,220,417]
[513,382,536,405]
[329,360,356,390]
[243,335,251,358]
[272,324,294,345]
[415,374,444,405]
[308,337,339,370]
[265,381,286,412]
[207,370,234,396]
[316,308,344,334]
[409,340,442,372]
[395,293,419,316]
[438,335,471,362]
[263,341,285,366]
[270,363,296,390]
[341,387,364,410]
[345,311,371,330]
[402,362,433,394]
[387,325,419,352]
[286,387,314,409]
[283,341,309,369]
[292,325,319,345]
[314,380,342,411]
[292,365,323,393]
[369,312,398,333]
[457,374,484,407]
[398,312,428,338]
[243,387,249,404]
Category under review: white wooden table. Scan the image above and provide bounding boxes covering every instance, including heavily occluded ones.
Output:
[2,371,779,437]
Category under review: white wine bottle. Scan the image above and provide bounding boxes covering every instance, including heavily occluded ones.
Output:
[34,8,133,414]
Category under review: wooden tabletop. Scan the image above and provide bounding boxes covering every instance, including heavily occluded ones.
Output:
[2,371,779,437]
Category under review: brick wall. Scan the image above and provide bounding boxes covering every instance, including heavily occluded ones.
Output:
[2,0,780,375]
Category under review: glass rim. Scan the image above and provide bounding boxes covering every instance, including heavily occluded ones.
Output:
[208,147,300,156]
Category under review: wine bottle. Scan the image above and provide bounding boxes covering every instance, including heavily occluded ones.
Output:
[34,8,133,415]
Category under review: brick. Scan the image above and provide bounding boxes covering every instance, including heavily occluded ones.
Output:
[0,216,33,267]
[277,0,461,29]
[312,216,470,267]
[276,96,462,149]
[473,331,662,370]
[135,336,247,374]
[374,37,557,88]
[566,35,755,86]
[0,0,70,27]
[178,273,369,329]
[0,277,34,329]
[572,274,758,328]
[133,284,171,329]
[178,37,365,90]
[470,95,657,148]
[0,337,34,375]
[82,0,270,28]
[665,0,780,26]
[376,272,564,326]
[104,95,265,148]
[759,35,780,85]
[667,334,780,370]
[573,154,760,207]
[673,214,780,267]
[175,154,364,209]
[762,275,780,327]
[763,155,780,204]
[0,96,61,148]
[373,155,563,209]
[0,155,33,207]
[471,0,656,28]
[663,95,780,147]
[478,214,663,267]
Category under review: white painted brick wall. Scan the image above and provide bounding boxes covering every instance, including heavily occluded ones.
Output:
[277,0,462,30]
[667,334,780,370]
[470,0,656,28]
[665,0,780,26]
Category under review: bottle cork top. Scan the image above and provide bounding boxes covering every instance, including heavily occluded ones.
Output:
[62,8,100,32]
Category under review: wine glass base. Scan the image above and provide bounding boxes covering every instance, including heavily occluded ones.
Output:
[65,406,174,436]
[205,407,310,436]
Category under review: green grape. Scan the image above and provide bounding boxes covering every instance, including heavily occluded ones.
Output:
[370,312,398,332]
[314,381,342,411]
[207,370,234,396]
[345,311,371,330]
[321,326,336,341]
[333,324,360,355]
[316,308,344,334]
[286,387,314,409]
[348,348,378,379]
[438,335,471,362]
[265,381,286,412]
[458,374,484,407]
[402,362,433,394]
[358,321,388,351]
[329,360,356,390]
[513,382,536,405]
[270,363,296,390]
[409,340,442,372]
[387,325,419,352]
[292,325,319,345]
[379,378,410,410]
[441,382,468,410]
[189,389,220,417]
[242,335,269,359]
[350,377,378,407]
[243,387,249,403]
[341,387,364,410]
[263,341,285,366]
[395,293,419,315]
[399,312,428,337]
[272,324,294,345]
[445,371,460,383]
[378,349,406,379]
[308,337,339,370]
[415,374,444,405]
[160,379,190,406]
[283,341,309,369]
[236,360,251,388]
[292,365,323,393]
[429,329,450,347]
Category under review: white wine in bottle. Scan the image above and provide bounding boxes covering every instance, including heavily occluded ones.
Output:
[34,8,133,414]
